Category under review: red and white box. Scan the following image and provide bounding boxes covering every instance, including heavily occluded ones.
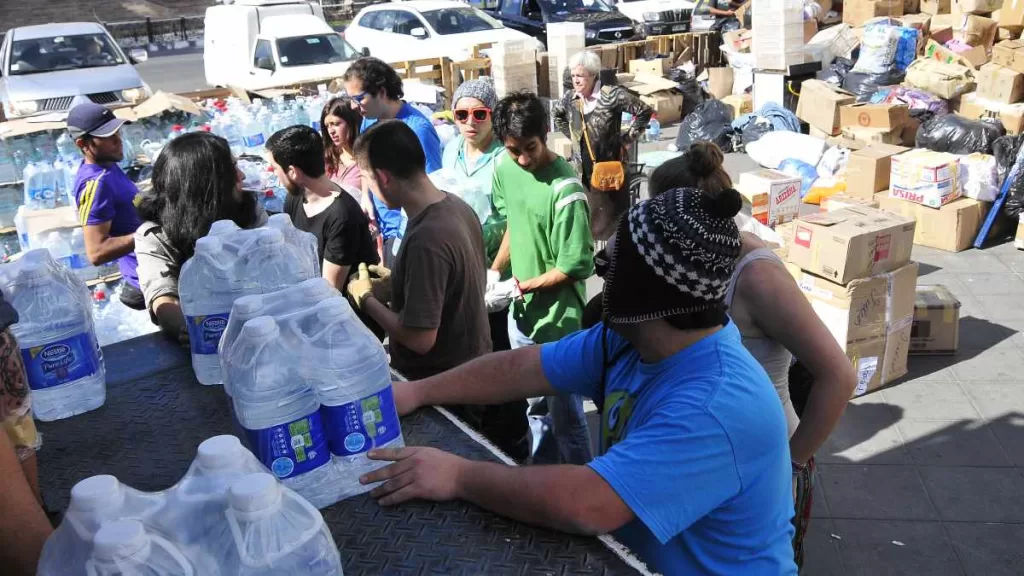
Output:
[889,149,963,209]
[738,169,802,227]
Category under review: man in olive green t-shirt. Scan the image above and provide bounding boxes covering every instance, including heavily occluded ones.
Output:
[491,92,595,465]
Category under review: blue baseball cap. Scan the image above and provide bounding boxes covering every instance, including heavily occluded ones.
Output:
[66,102,129,140]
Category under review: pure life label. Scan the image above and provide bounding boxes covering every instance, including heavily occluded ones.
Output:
[21,332,101,390]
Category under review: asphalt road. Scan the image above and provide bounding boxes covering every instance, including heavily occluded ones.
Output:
[136,52,209,95]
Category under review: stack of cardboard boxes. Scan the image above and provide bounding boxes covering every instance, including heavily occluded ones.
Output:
[753,0,807,71]
[780,207,919,395]
[796,84,920,147]
[490,38,539,97]
[545,22,585,101]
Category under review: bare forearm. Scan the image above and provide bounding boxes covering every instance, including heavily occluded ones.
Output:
[0,434,52,575]
[416,346,555,407]
[88,234,135,266]
[519,268,574,294]
[363,297,433,354]
[456,461,608,535]
[491,229,511,273]
[322,261,350,291]
[789,365,856,463]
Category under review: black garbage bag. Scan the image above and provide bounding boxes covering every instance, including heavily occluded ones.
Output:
[842,69,905,102]
[916,115,1005,155]
[908,108,937,127]
[994,134,1024,217]
[818,57,854,87]
[668,68,707,120]
[675,99,735,153]
[738,117,772,145]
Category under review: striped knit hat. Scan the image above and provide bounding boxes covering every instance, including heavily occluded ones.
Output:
[604,187,743,324]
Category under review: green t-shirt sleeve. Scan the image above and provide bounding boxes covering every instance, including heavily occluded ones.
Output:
[551,177,595,280]
[491,153,507,218]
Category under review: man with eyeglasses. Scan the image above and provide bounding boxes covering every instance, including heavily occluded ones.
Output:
[489,92,595,466]
[342,57,442,268]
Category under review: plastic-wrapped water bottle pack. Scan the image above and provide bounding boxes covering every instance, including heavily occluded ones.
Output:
[219,278,405,509]
[38,435,344,576]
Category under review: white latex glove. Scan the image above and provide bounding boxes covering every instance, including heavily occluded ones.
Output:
[485,269,500,292]
[485,277,521,313]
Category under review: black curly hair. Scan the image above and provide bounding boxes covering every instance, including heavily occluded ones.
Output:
[342,57,404,101]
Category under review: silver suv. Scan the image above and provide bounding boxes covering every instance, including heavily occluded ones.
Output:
[0,22,151,120]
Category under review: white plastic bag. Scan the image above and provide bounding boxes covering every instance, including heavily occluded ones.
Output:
[746,131,828,170]
[735,212,785,248]
[959,153,998,202]
[852,25,901,75]
[817,146,850,178]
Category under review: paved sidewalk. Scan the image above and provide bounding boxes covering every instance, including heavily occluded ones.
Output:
[803,240,1024,575]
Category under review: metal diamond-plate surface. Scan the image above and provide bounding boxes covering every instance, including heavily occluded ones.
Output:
[37,335,640,575]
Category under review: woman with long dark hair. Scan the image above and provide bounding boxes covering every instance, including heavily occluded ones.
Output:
[134,131,267,343]
[320,96,365,201]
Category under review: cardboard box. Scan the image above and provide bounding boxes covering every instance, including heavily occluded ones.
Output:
[797,80,858,135]
[822,192,881,212]
[993,39,1024,71]
[842,125,905,145]
[704,67,734,99]
[874,193,985,251]
[787,207,917,285]
[956,14,999,48]
[786,262,918,395]
[844,0,904,25]
[723,29,753,52]
[840,103,911,130]
[930,25,955,44]
[922,0,953,12]
[957,91,1024,132]
[911,285,961,355]
[905,58,978,98]
[906,0,921,11]
[628,58,669,76]
[549,132,573,159]
[722,93,753,118]
[957,0,1003,13]
[1000,0,1024,30]
[889,149,964,208]
[846,144,910,198]
[924,39,980,69]
[737,170,802,227]
[536,53,550,98]
[21,206,80,239]
[627,74,683,124]
[979,62,1024,102]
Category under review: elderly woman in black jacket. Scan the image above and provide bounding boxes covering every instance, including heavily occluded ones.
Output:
[553,50,652,241]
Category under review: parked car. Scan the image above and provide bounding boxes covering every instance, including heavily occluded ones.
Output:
[0,22,150,120]
[345,1,545,64]
[477,0,642,47]
[204,0,363,91]
[610,0,695,36]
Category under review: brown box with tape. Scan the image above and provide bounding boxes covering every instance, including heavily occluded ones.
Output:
[911,285,961,355]
[786,262,919,396]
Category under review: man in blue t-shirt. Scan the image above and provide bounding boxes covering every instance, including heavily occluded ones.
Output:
[67,102,144,310]
[343,57,442,267]
[359,188,798,575]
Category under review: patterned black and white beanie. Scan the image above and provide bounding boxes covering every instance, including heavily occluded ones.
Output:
[604,186,743,324]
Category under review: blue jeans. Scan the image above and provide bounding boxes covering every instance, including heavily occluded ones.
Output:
[508,310,593,465]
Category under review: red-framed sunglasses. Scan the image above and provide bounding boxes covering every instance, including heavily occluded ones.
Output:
[454,107,491,123]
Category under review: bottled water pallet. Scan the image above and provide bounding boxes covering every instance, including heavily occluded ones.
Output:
[35,333,646,575]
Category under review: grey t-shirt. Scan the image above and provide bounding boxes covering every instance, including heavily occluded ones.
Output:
[134,206,268,312]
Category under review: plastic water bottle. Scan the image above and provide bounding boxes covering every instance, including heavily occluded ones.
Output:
[0,185,21,228]
[168,124,186,141]
[242,115,266,156]
[306,298,404,498]
[179,236,235,386]
[646,113,661,143]
[267,213,319,276]
[294,102,311,129]
[43,231,74,269]
[209,473,343,573]
[87,520,195,576]
[37,475,165,576]
[154,435,265,555]
[57,132,80,161]
[0,253,105,421]
[70,227,99,281]
[93,282,110,321]
[13,205,29,251]
[226,318,338,508]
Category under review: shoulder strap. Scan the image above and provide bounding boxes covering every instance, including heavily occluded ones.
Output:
[578,100,597,163]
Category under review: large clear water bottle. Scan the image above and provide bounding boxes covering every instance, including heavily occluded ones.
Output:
[305,298,404,498]
[70,227,99,281]
[42,230,73,269]
[294,101,311,129]
[210,473,343,574]
[57,132,80,161]
[154,436,266,562]
[237,228,310,293]
[86,520,195,576]
[266,213,319,276]
[226,318,338,509]
[13,205,30,251]
[241,114,266,156]
[37,475,166,576]
[0,253,105,421]
[179,236,236,386]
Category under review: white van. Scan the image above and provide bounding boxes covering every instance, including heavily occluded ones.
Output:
[203,0,363,91]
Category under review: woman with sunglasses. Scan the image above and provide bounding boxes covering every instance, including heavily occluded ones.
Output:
[552,50,652,243]
[440,78,530,463]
